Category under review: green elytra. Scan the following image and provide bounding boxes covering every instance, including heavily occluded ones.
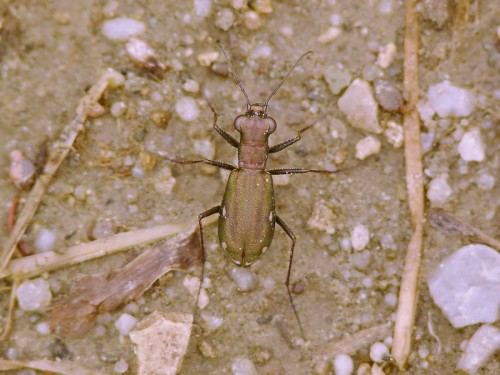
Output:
[167,44,342,336]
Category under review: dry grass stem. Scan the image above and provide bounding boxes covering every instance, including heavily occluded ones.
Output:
[0,219,205,279]
[48,228,201,338]
[0,69,124,270]
[429,209,500,250]
[0,358,109,375]
[0,278,19,341]
[391,0,425,368]
[316,322,392,356]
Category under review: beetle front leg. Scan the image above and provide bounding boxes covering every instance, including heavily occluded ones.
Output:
[208,101,239,148]
[276,214,305,338]
[268,124,313,153]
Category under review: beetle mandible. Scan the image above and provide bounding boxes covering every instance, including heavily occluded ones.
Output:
[166,44,342,334]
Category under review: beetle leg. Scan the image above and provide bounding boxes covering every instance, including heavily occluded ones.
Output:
[269,167,348,175]
[276,214,305,338]
[164,157,236,171]
[214,124,239,148]
[207,99,239,148]
[195,206,220,313]
[268,124,313,153]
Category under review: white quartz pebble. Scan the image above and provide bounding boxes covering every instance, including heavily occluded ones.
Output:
[457,128,485,162]
[101,18,145,41]
[17,278,52,311]
[428,244,500,328]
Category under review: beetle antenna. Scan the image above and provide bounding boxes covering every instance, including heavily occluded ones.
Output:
[264,51,313,112]
[218,42,251,111]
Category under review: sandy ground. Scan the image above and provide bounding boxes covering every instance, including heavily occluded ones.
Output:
[0,1,498,374]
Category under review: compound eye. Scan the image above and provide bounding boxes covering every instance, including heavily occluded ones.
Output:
[267,117,277,134]
[234,115,246,132]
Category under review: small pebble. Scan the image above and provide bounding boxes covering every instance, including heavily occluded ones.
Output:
[215,8,235,30]
[200,310,224,331]
[280,25,293,37]
[384,121,404,147]
[114,358,129,373]
[317,27,342,44]
[243,11,262,30]
[182,79,200,93]
[194,0,212,17]
[17,278,52,311]
[199,340,216,358]
[370,342,389,362]
[231,357,258,375]
[126,38,165,77]
[182,275,201,298]
[376,43,397,68]
[101,18,145,41]
[273,174,290,185]
[307,200,337,234]
[323,66,352,95]
[228,268,257,291]
[35,228,57,253]
[457,128,485,162]
[379,0,394,14]
[355,136,381,160]
[110,101,127,117]
[114,313,138,335]
[350,224,370,251]
[427,80,475,118]
[418,345,430,359]
[476,173,495,190]
[384,292,398,307]
[153,166,176,195]
[332,353,353,375]
[196,51,219,67]
[9,150,36,190]
[198,288,210,309]
[36,322,51,335]
[73,185,87,200]
[374,80,403,112]
[457,324,500,374]
[175,97,200,122]
[338,79,381,133]
[252,45,272,59]
[426,174,452,203]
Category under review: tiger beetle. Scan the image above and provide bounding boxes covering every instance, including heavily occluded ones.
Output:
[166,44,343,337]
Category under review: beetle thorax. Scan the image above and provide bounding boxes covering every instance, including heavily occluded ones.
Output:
[238,115,270,170]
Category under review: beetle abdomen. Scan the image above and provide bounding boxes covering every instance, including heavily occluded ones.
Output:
[218,169,275,266]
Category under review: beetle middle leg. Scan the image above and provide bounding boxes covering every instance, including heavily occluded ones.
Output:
[269,167,348,175]
[275,214,305,338]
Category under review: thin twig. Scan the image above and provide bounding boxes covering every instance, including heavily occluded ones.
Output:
[0,218,213,280]
[391,0,425,368]
[0,358,109,375]
[0,69,124,270]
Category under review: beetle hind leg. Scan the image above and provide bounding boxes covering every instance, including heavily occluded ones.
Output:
[276,214,305,339]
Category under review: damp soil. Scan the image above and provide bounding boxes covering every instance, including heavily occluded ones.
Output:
[0,1,498,374]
